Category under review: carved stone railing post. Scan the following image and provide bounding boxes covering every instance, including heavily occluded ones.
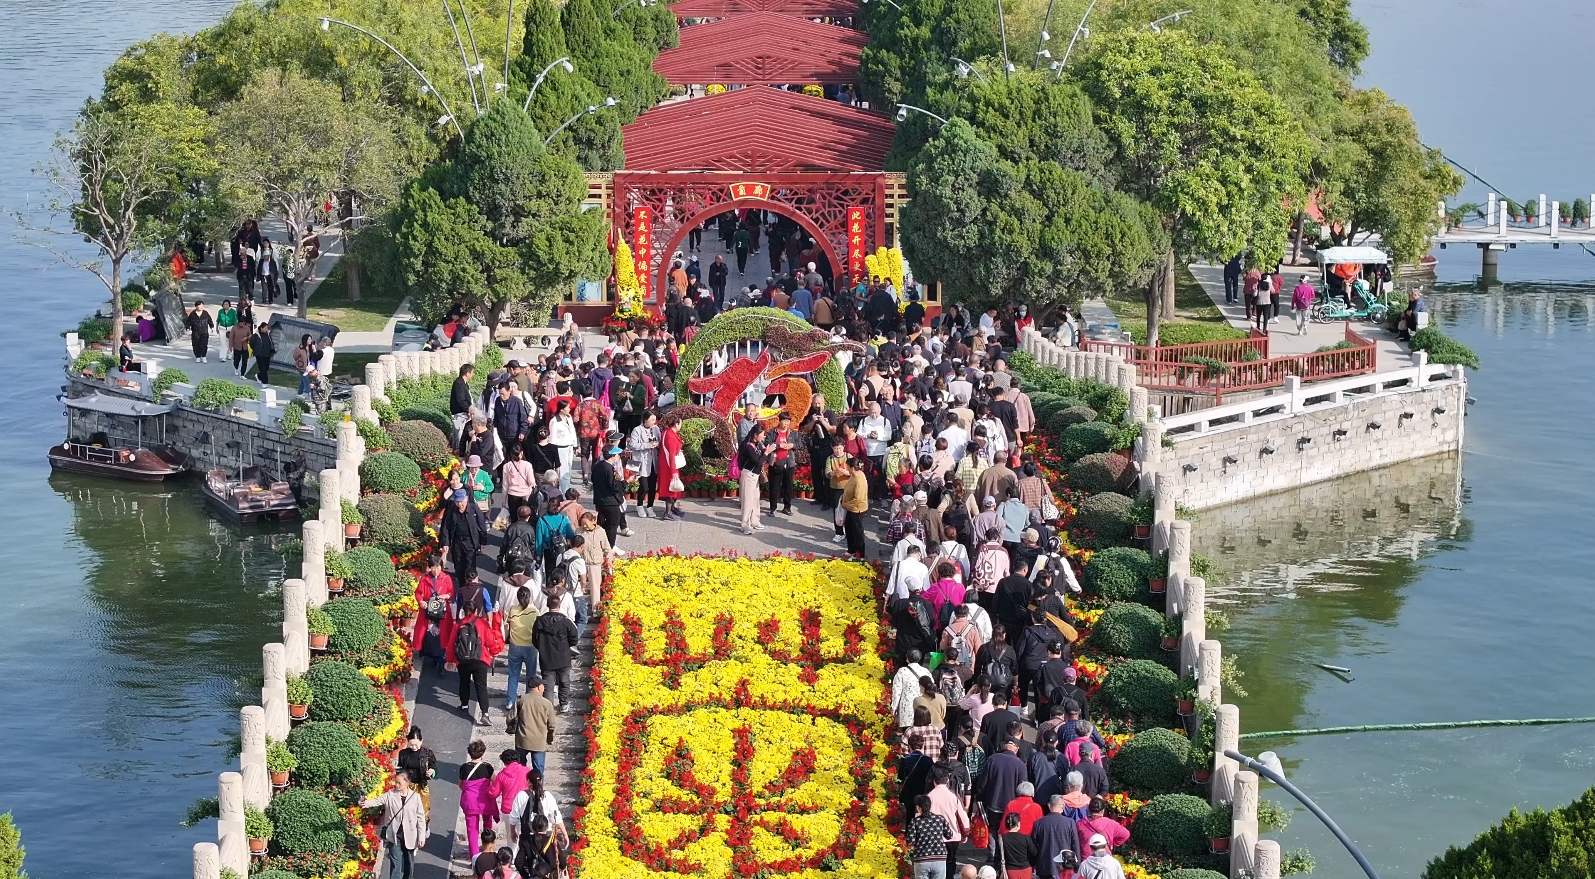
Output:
[239,706,269,810]
[1213,703,1241,805]
[217,772,248,877]
[1252,840,1281,879]
[1230,770,1259,878]
[317,470,343,554]
[300,523,326,606]
[1168,520,1192,614]
[263,643,289,743]
[1198,638,1222,706]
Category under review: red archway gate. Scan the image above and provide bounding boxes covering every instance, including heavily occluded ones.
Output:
[613,171,886,299]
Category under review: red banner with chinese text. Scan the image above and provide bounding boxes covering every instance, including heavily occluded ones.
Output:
[633,207,654,301]
[846,207,866,285]
[728,181,771,201]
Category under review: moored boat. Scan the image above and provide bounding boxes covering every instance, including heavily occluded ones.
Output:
[50,393,187,482]
[201,466,301,524]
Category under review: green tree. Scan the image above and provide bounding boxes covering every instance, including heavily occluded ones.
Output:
[516,0,623,169]
[1076,30,1308,343]
[1317,87,1463,266]
[22,101,215,337]
[0,812,23,879]
[215,70,419,315]
[1294,0,1370,73]
[858,0,1001,110]
[561,0,664,123]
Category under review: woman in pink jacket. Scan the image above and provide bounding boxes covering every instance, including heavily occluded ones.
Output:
[458,740,499,860]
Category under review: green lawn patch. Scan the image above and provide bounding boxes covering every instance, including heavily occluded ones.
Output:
[304,262,407,333]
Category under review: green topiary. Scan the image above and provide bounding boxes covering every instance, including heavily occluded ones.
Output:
[1071,492,1135,549]
[75,315,114,344]
[359,451,423,493]
[1048,406,1098,434]
[1131,793,1212,859]
[1164,869,1230,879]
[153,368,189,395]
[358,492,424,554]
[1062,421,1119,463]
[1410,326,1482,370]
[303,659,381,722]
[371,397,400,425]
[1090,602,1165,659]
[399,405,453,436]
[1068,451,1134,495]
[386,419,453,470]
[279,400,306,435]
[265,788,346,855]
[285,721,367,787]
[1100,659,1179,726]
[321,597,387,655]
[1083,547,1152,601]
[70,350,119,377]
[1111,726,1192,794]
[341,548,396,593]
[356,417,391,451]
[191,378,260,411]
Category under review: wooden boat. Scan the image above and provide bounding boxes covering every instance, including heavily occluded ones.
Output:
[202,466,301,524]
[50,393,187,482]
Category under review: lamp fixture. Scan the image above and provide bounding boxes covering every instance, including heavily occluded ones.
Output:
[319,16,330,29]
[1432,406,1447,415]
[1367,421,1382,430]
[1333,428,1348,440]
[1297,436,1312,448]
[1222,455,1238,465]
[1182,463,1199,473]
[436,114,454,127]
[1260,445,1276,456]
[1399,411,1415,421]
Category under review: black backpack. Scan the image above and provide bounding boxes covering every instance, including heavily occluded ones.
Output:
[453,620,483,663]
[981,645,1015,691]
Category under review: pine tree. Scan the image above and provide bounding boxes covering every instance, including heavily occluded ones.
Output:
[0,813,25,879]
[519,0,623,169]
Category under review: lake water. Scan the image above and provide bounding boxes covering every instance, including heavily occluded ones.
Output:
[1,1,1592,878]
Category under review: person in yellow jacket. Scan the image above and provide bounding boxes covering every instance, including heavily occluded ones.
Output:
[841,456,870,559]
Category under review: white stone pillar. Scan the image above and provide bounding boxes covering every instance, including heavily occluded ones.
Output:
[1137,422,1162,493]
[378,354,400,391]
[336,421,359,459]
[283,578,311,670]
[399,351,418,379]
[1486,192,1496,228]
[1168,519,1192,613]
[217,772,248,878]
[1198,638,1222,705]
[365,362,388,402]
[351,384,375,423]
[300,521,326,607]
[263,643,289,743]
[1213,704,1241,804]
[1230,770,1260,879]
[193,842,221,879]
[239,706,269,810]
[1152,474,1175,556]
[1253,840,1282,879]
[318,470,344,554]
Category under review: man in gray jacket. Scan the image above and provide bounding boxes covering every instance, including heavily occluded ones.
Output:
[364,770,427,878]
[506,675,557,773]
[1075,833,1128,879]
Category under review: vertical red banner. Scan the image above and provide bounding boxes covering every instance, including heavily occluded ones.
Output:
[633,207,654,302]
[846,207,867,286]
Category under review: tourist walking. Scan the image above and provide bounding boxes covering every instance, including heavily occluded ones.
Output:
[506,675,556,774]
[458,740,499,861]
[841,457,870,558]
[363,769,426,879]
[440,488,488,584]
[733,223,751,273]
[627,411,661,518]
[1291,275,1316,335]
[395,727,437,819]
[228,318,251,377]
[1254,273,1275,330]
[448,600,504,725]
[737,422,767,534]
[186,301,214,363]
[531,597,579,713]
[906,794,953,879]
[1074,835,1127,879]
[591,443,630,546]
[292,334,315,393]
[502,586,540,712]
[250,322,274,385]
[1223,254,1243,304]
[657,418,686,520]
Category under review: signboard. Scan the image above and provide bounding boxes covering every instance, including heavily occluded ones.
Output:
[633,206,654,302]
[728,182,771,201]
[267,315,341,375]
[846,207,867,286]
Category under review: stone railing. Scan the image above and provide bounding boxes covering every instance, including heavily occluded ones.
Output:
[192,328,493,879]
[1020,327,1148,419]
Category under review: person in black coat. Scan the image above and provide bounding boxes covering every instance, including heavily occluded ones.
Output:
[1032,796,1083,879]
[439,489,488,585]
[451,364,475,442]
[590,444,630,547]
[707,255,730,305]
[249,323,275,385]
[978,740,1028,855]
[1069,743,1110,798]
[891,586,938,661]
[492,382,529,455]
[531,600,579,712]
[977,692,1020,756]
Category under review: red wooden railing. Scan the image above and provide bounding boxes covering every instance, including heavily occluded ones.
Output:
[1132,325,1377,402]
[1082,330,1270,367]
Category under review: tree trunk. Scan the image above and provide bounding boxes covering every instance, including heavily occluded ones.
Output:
[110,256,124,348]
[346,253,362,303]
[1145,261,1163,347]
[1161,251,1176,320]
[487,298,509,335]
[1289,210,1305,265]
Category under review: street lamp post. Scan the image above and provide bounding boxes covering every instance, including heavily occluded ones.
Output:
[523,57,576,111]
[503,0,516,93]
[455,0,489,105]
[612,0,659,15]
[1056,0,1100,76]
[438,0,482,113]
[859,0,905,12]
[1032,5,1054,70]
[994,0,1014,82]
[1224,750,1383,879]
[1146,9,1193,32]
[952,57,989,84]
[895,103,950,128]
[319,17,466,138]
[545,97,619,146]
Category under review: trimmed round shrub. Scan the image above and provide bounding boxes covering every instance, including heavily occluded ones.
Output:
[342,547,396,593]
[304,659,382,722]
[359,451,423,493]
[355,417,391,451]
[1062,420,1119,462]
[1048,405,1098,434]
[386,418,452,469]
[372,397,400,425]
[322,597,386,655]
[1164,871,1229,879]
[1079,384,1131,424]
[267,789,346,855]
[1071,492,1134,549]
[1069,451,1134,495]
[1101,659,1179,726]
[358,492,424,554]
[285,721,367,787]
[1112,727,1192,794]
[1131,794,1212,859]
[1083,546,1152,601]
[1090,602,1164,659]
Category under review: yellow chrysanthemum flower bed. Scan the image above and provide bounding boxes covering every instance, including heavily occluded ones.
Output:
[576,555,901,879]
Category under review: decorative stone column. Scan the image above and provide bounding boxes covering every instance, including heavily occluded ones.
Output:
[217,772,248,878]
[336,421,360,459]
[262,643,289,743]
[1168,520,1192,613]
[351,385,375,423]
[1182,576,1209,672]
[300,521,326,606]
[239,705,269,810]
[365,362,388,402]
[1252,840,1281,879]
[283,578,310,669]
[1213,704,1241,804]
[399,351,418,379]
[378,354,399,391]
[1129,387,1149,424]
[1198,638,1222,705]
[318,470,344,554]
[193,842,220,879]
[423,350,440,376]
[1230,770,1259,879]
[1120,362,1138,395]
[1152,476,1175,557]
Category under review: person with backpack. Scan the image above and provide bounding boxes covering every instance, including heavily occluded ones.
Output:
[974,624,1018,712]
[412,555,455,670]
[503,504,540,579]
[551,535,590,630]
[1017,610,1064,715]
[447,598,505,726]
[575,390,608,483]
[530,592,579,713]
[535,500,577,577]
[514,812,566,879]
[892,580,939,662]
[940,604,984,684]
[503,586,540,714]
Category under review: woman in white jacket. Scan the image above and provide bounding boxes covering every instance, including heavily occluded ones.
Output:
[548,399,578,492]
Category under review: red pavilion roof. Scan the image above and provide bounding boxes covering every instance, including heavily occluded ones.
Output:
[667,0,857,20]
[621,86,894,172]
[653,12,867,85]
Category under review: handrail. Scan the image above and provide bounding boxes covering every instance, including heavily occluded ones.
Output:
[1133,323,1377,402]
[1081,333,1269,366]
[1160,351,1461,438]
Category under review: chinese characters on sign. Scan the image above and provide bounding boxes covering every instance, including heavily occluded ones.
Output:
[846,207,866,285]
[727,181,771,201]
[633,207,654,302]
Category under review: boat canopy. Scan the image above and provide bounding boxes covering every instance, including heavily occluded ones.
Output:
[60,393,177,417]
[1317,246,1390,266]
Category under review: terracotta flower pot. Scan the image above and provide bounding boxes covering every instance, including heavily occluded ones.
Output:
[326,577,345,594]
[1161,635,1179,651]
[1193,767,1213,784]
[1134,524,1151,538]
[309,633,329,651]
[288,703,309,720]
[249,838,267,854]
[1177,698,1195,715]
[1148,578,1166,594]
[344,523,362,538]
[270,770,291,788]
[1209,836,1229,853]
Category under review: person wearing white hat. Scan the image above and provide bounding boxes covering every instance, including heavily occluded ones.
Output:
[1074,833,1127,879]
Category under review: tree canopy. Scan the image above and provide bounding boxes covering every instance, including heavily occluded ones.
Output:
[516,0,624,170]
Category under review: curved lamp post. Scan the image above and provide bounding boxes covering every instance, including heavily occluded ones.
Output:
[952,57,989,84]
[1225,750,1383,879]
[1055,0,1100,76]
[319,18,465,139]
[860,0,905,12]
[1146,9,1193,32]
[437,0,482,113]
[545,97,619,146]
[896,103,950,128]
[613,0,659,15]
[523,57,576,111]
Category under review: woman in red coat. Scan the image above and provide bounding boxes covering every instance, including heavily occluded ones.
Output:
[656,421,686,521]
[412,555,455,671]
